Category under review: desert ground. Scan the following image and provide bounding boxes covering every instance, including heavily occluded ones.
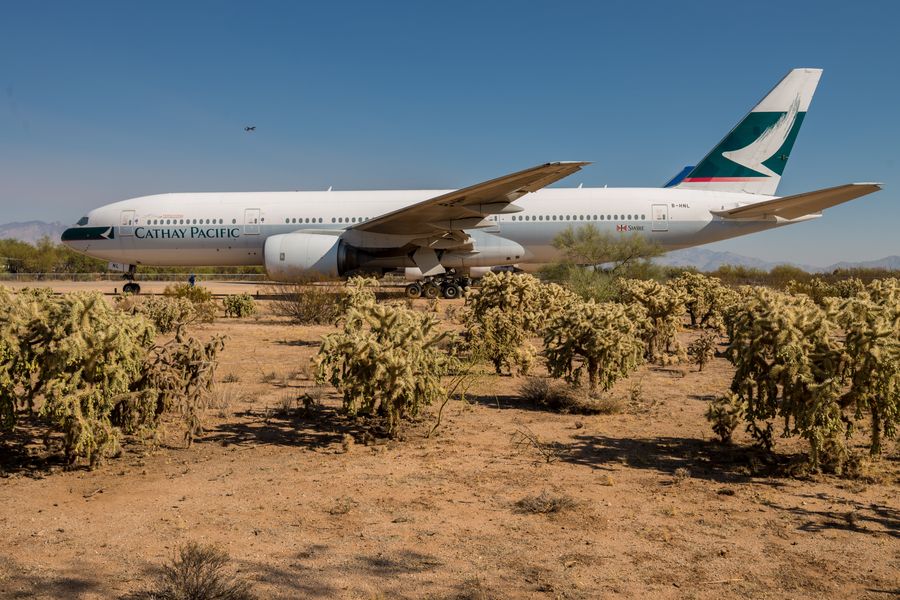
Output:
[0,281,897,599]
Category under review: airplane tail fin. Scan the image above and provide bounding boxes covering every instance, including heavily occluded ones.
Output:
[675,68,823,195]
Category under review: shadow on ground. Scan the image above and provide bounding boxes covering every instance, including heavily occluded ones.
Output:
[198,403,388,451]
[561,433,800,485]
[0,557,107,599]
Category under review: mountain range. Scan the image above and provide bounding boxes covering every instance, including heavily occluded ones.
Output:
[1,220,897,273]
[0,221,69,245]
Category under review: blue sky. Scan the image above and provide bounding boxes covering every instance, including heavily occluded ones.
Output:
[1,0,898,265]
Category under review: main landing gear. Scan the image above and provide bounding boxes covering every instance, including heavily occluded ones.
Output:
[405,272,472,300]
[122,264,141,295]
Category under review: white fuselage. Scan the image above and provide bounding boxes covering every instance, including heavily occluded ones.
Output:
[62,187,814,271]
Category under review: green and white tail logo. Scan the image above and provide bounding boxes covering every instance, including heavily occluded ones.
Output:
[676,68,822,196]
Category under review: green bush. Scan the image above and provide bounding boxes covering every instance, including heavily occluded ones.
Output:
[118,295,197,334]
[162,283,217,323]
[223,293,256,318]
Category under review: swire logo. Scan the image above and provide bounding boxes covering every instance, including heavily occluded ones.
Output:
[616,224,644,232]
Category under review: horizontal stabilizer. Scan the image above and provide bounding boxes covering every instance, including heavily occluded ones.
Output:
[711,183,882,220]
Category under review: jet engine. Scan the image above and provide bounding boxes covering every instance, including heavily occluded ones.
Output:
[264,233,367,280]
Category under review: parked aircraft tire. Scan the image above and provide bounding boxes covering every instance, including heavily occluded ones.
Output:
[442,284,462,300]
[123,282,141,295]
[405,283,422,299]
[422,283,440,299]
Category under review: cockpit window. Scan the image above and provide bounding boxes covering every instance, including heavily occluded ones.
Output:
[76,216,89,226]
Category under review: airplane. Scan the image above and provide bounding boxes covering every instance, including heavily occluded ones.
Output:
[244,126,256,132]
[62,68,881,297]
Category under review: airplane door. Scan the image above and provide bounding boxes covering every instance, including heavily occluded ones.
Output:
[651,204,669,232]
[244,208,261,235]
[119,210,136,237]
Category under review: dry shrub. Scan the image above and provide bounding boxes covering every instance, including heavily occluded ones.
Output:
[128,541,254,600]
[266,283,342,325]
[518,378,623,415]
[514,490,577,514]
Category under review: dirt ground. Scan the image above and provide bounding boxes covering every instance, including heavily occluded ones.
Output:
[1,282,897,599]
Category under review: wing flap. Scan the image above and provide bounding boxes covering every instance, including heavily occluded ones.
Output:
[352,161,589,236]
[711,182,882,220]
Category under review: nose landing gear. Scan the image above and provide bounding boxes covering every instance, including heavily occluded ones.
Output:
[405,272,472,300]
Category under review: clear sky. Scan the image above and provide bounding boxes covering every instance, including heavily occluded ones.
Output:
[1,0,898,266]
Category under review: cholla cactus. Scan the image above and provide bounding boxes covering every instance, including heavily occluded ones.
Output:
[466,272,545,327]
[118,295,197,333]
[705,392,745,443]
[162,283,217,323]
[687,331,718,372]
[543,299,644,393]
[786,276,867,306]
[463,272,545,375]
[670,272,740,331]
[726,288,844,467]
[223,293,256,318]
[1,288,226,465]
[342,276,379,310]
[828,277,900,455]
[1,291,155,465]
[129,331,225,447]
[315,301,454,435]
[617,278,686,364]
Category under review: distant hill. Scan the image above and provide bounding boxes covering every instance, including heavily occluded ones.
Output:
[659,248,900,273]
[826,256,900,271]
[657,248,820,272]
[0,221,68,245]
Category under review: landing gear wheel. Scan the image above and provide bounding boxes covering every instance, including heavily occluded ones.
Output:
[442,284,462,300]
[405,282,423,299]
[123,282,141,295]
[422,282,440,299]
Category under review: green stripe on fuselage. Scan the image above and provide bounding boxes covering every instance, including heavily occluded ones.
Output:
[61,226,115,241]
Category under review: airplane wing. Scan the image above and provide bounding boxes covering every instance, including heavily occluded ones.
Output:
[711,183,882,220]
[351,162,590,236]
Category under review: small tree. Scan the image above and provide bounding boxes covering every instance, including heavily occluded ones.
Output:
[543,225,664,301]
[543,299,644,393]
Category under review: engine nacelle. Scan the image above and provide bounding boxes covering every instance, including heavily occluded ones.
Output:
[264,233,367,280]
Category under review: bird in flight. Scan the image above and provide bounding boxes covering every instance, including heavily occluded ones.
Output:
[244,126,256,132]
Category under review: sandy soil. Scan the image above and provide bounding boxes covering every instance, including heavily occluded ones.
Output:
[1,284,897,599]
